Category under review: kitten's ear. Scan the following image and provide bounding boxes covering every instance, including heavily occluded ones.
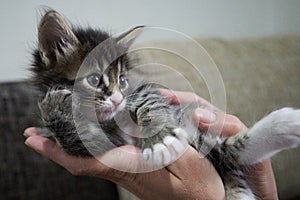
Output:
[116,26,145,47]
[38,11,80,66]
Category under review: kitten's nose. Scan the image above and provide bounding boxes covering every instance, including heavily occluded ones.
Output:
[110,92,123,106]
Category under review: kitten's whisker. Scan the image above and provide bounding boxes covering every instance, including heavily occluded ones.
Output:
[80,98,112,108]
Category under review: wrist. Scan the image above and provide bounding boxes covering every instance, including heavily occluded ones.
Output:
[244,159,278,200]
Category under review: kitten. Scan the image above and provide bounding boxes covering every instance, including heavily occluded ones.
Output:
[31,10,300,199]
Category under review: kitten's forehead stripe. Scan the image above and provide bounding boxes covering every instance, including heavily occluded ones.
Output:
[103,74,110,87]
[96,61,102,71]
[102,59,110,72]
[111,68,118,83]
[118,61,121,74]
[114,65,120,82]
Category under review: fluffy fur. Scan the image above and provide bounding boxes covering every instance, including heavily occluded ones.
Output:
[32,11,300,199]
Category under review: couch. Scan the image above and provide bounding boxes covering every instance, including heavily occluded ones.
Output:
[1,35,299,199]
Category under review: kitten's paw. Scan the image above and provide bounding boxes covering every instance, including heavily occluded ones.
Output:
[268,107,300,147]
[251,107,300,150]
[240,107,300,165]
[40,88,72,108]
[142,128,189,166]
[36,127,53,138]
[39,88,73,122]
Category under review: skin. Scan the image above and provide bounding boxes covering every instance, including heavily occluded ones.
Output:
[24,90,278,200]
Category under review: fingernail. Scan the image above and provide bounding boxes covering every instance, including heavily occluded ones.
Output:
[195,108,216,124]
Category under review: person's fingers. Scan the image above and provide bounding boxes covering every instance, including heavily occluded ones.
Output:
[23,131,225,199]
[159,89,214,108]
[193,108,248,137]
[23,134,182,200]
[24,134,151,181]
[24,127,39,137]
[25,136,80,168]
[25,136,67,163]
[160,89,247,136]
[24,135,102,176]
[97,145,156,175]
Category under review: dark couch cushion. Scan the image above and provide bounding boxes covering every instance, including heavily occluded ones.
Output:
[0,81,119,200]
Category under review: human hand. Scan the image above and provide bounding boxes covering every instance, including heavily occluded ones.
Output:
[162,89,278,199]
[24,89,278,199]
[24,127,225,200]
[193,108,278,199]
[24,89,226,200]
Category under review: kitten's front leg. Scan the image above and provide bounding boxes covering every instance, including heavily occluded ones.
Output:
[130,88,190,166]
[37,87,89,155]
[140,126,189,166]
[38,87,116,156]
[39,88,73,125]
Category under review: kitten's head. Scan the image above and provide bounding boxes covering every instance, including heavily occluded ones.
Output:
[32,10,144,121]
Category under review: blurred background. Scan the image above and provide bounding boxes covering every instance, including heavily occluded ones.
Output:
[1,1,300,199]
[0,0,300,81]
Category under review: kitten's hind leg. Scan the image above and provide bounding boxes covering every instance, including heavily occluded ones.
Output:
[238,107,300,165]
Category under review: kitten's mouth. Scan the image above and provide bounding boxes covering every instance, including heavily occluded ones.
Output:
[103,106,117,114]
[95,107,117,122]
[96,100,126,120]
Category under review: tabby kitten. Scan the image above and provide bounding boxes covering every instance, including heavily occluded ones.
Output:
[32,11,300,200]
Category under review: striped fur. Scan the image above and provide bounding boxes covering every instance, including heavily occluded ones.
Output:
[32,11,300,200]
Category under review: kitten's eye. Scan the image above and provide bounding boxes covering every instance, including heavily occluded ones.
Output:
[119,74,128,89]
[87,74,100,87]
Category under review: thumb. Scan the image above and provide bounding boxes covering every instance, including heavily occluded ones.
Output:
[193,108,247,137]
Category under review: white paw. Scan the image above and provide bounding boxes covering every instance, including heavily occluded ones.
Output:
[142,128,189,166]
[268,107,300,147]
[270,108,300,147]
